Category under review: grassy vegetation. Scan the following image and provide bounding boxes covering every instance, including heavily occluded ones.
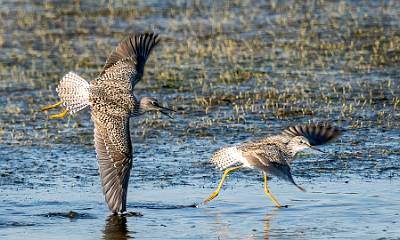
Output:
[0,0,399,147]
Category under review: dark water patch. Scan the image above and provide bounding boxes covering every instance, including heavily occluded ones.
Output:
[309,191,358,195]
[38,211,96,220]
[128,202,197,210]
[121,211,143,217]
[0,221,36,229]
[324,192,358,195]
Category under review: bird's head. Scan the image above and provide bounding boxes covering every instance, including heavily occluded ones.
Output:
[139,97,175,118]
[288,136,325,154]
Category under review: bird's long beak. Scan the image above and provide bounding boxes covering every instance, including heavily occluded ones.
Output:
[157,105,176,119]
[309,145,326,153]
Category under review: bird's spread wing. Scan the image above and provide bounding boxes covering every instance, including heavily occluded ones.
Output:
[93,114,132,213]
[280,124,341,146]
[242,145,303,190]
[100,32,160,89]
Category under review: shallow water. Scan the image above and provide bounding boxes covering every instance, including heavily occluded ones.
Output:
[0,1,399,239]
[1,178,400,239]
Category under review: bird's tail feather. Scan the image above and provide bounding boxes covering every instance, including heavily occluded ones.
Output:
[210,147,242,170]
[56,72,90,114]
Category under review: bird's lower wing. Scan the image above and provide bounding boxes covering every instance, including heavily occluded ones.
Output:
[243,145,302,187]
[93,115,132,213]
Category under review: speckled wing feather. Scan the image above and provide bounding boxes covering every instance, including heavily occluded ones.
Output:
[242,144,304,191]
[241,143,289,166]
[93,114,132,213]
[280,124,341,146]
[99,32,160,88]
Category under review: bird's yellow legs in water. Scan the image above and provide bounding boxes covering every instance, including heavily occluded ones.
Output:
[263,172,283,208]
[203,166,242,204]
[203,166,283,208]
[40,101,69,119]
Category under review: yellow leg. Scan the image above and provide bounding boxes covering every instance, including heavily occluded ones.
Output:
[263,173,283,208]
[48,108,69,119]
[203,166,242,204]
[41,101,64,111]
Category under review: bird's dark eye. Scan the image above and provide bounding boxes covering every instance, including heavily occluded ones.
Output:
[151,101,156,105]
[300,140,304,144]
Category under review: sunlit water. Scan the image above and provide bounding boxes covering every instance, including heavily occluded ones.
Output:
[1,175,400,239]
[0,1,399,239]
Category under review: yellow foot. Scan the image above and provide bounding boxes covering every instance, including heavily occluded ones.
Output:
[265,190,283,208]
[48,109,69,119]
[263,173,283,208]
[41,101,63,111]
[203,191,219,205]
[202,166,242,205]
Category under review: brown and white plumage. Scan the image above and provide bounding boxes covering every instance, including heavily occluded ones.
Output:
[203,124,341,207]
[280,124,340,146]
[56,72,90,114]
[89,33,162,213]
[93,116,132,212]
[210,124,341,188]
[45,33,174,214]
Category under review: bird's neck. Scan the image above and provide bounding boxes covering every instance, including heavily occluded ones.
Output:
[286,144,301,157]
[131,97,143,116]
[289,150,299,157]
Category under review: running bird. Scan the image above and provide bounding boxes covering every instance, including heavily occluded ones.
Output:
[42,33,174,214]
[202,124,341,207]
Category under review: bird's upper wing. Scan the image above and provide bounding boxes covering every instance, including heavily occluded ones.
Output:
[99,32,160,89]
[93,114,132,213]
[280,124,341,146]
[241,143,289,167]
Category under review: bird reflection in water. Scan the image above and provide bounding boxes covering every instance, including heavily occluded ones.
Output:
[249,210,278,240]
[103,215,131,240]
[203,207,278,239]
[262,213,272,240]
